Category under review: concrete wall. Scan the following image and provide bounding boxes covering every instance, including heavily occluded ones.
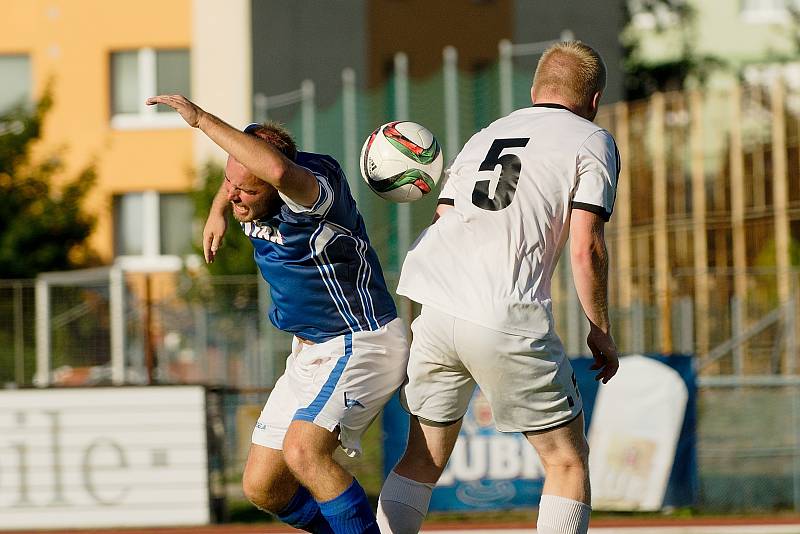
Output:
[366,0,513,84]
[250,0,367,112]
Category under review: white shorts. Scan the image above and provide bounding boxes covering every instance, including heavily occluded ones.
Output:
[401,306,582,433]
[252,318,409,456]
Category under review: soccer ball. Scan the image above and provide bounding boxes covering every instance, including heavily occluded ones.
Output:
[360,121,444,202]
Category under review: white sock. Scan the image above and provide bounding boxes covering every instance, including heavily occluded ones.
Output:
[536,494,591,534]
[376,470,435,534]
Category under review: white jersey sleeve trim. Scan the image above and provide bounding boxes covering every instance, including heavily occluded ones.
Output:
[279,168,335,216]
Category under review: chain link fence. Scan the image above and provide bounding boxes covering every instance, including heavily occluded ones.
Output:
[697,380,800,512]
[3,270,800,512]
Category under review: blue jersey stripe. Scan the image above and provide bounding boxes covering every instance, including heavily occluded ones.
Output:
[351,236,379,329]
[351,237,372,328]
[309,223,361,332]
[293,334,353,422]
[321,233,363,327]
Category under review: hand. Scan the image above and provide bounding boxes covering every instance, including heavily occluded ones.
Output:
[203,211,228,264]
[145,94,204,127]
[586,325,619,384]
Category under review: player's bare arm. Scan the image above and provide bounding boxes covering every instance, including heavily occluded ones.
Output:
[570,208,619,383]
[145,94,319,207]
[203,184,229,264]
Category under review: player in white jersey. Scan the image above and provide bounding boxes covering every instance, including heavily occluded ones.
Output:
[376,41,620,534]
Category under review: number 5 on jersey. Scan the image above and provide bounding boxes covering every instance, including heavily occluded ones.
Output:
[471,137,530,211]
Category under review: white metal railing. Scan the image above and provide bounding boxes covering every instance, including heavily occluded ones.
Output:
[498,30,574,116]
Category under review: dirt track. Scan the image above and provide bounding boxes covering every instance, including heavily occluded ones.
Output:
[5,515,800,534]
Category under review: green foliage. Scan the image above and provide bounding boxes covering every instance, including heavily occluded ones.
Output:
[0,92,98,278]
[755,238,800,269]
[621,0,725,100]
[191,161,257,276]
[623,55,727,100]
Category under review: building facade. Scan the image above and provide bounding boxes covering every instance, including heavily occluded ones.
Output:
[0,0,623,267]
[0,0,250,266]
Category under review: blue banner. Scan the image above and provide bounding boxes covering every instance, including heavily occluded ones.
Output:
[382,354,696,511]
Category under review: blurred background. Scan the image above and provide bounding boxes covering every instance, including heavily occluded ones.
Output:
[1,0,800,530]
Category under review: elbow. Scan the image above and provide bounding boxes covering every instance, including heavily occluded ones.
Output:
[263,159,291,188]
[571,247,593,266]
[571,241,607,270]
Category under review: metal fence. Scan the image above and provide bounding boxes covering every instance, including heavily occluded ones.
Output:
[697,378,800,512]
[3,272,800,512]
[205,380,800,515]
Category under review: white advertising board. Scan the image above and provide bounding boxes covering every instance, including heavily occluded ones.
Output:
[0,386,210,529]
[588,355,689,510]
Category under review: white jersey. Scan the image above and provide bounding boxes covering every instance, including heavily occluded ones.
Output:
[397,104,619,337]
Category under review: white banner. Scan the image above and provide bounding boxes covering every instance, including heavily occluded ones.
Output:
[0,386,210,529]
[588,355,689,510]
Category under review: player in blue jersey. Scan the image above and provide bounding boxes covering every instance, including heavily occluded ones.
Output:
[147,94,408,534]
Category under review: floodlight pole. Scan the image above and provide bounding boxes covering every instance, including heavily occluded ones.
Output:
[301,79,316,153]
[35,278,50,387]
[342,68,359,204]
[394,52,411,273]
[443,46,460,160]
[394,51,414,328]
[109,266,125,385]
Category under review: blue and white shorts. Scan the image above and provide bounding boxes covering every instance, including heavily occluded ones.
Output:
[252,317,408,457]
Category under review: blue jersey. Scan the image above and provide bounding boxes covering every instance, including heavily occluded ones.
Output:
[240,152,397,343]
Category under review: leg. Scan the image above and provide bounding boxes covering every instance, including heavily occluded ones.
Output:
[241,443,333,533]
[378,307,473,533]
[525,413,591,534]
[283,420,353,500]
[377,416,462,534]
[284,420,379,534]
[393,416,462,483]
[241,443,298,512]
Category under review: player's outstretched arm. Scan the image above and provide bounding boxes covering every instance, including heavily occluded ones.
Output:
[570,209,619,383]
[145,95,319,207]
[203,184,229,264]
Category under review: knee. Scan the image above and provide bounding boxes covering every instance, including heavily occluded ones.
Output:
[282,432,324,475]
[395,448,448,483]
[242,471,291,514]
[539,440,590,475]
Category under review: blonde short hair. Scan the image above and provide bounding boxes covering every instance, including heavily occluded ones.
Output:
[532,41,606,109]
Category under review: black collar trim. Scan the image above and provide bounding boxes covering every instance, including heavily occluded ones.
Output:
[532,103,572,111]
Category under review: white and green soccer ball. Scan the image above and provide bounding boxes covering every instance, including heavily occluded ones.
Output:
[359,121,444,203]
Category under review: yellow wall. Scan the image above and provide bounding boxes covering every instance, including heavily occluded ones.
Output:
[0,0,194,261]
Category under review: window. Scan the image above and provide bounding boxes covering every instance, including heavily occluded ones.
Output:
[741,0,800,23]
[110,48,190,129]
[113,191,194,258]
[0,55,31,113]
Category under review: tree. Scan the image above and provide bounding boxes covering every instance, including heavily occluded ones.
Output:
[622,0,725,100]
[0,93,98,278]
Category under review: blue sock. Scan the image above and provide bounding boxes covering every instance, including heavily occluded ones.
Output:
[318,479,379,534]
[276,486,334,533]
